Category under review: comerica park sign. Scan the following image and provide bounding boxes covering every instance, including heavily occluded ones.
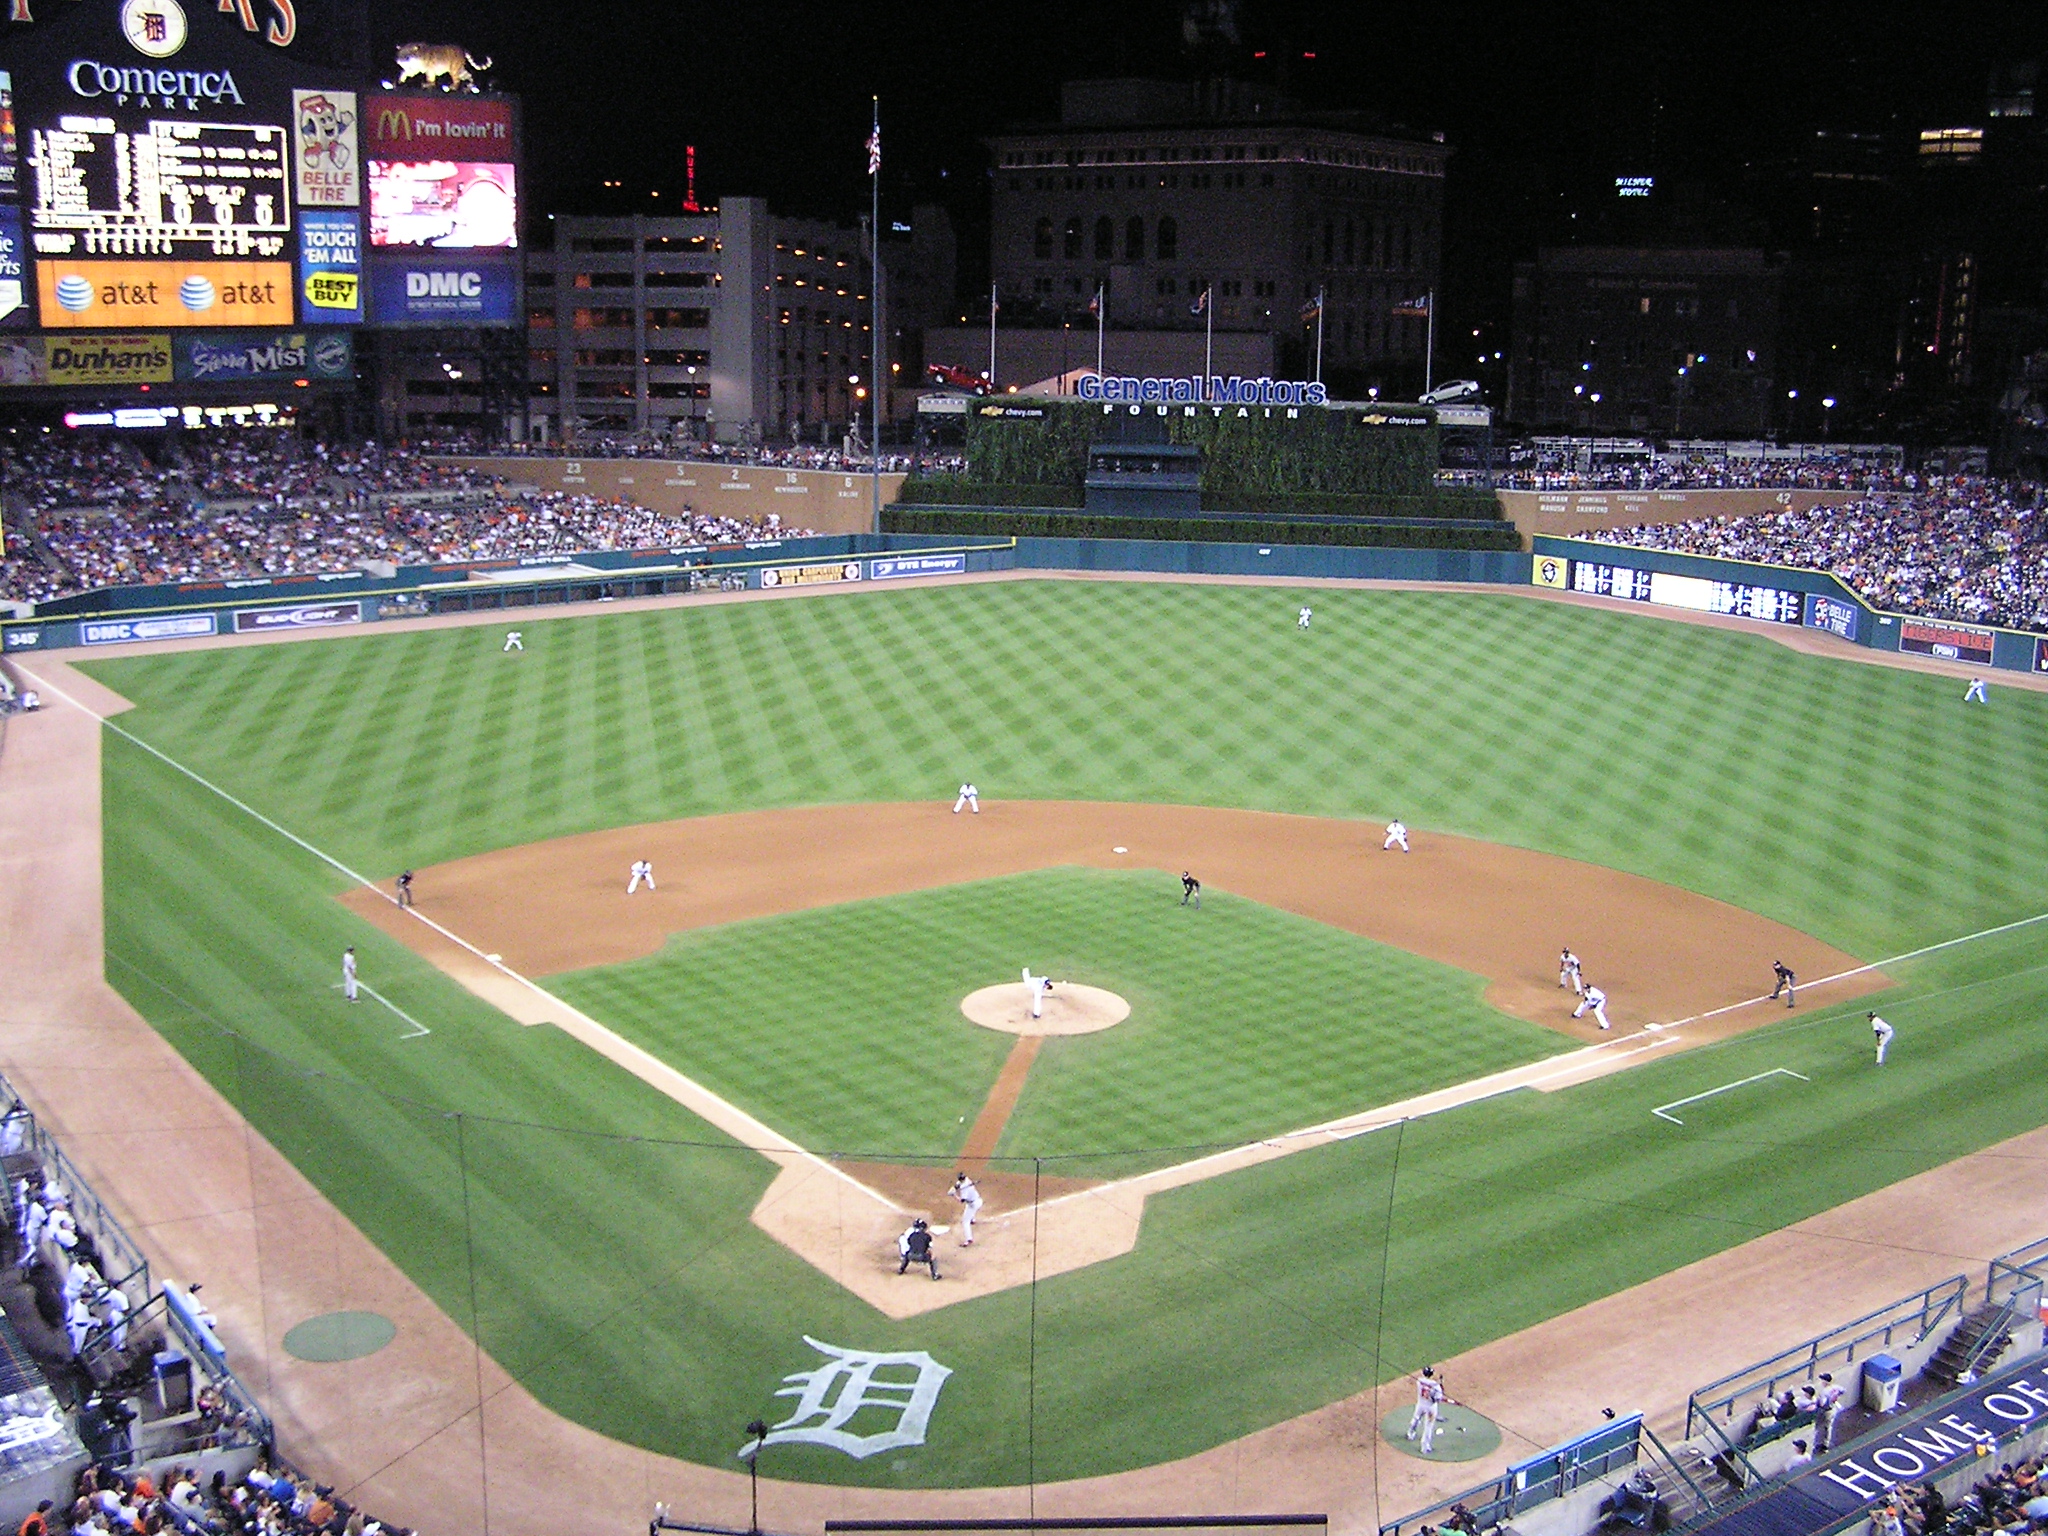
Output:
[1077,373,1330,406]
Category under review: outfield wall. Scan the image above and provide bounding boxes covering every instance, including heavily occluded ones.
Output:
[1501,489,1864,544]
[1533,535,2048,677]
[440,455,903,536]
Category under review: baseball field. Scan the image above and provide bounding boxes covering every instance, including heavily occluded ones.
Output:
[62,576,2048,1493]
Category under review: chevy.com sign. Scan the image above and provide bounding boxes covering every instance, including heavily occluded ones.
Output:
[370,255,517,325]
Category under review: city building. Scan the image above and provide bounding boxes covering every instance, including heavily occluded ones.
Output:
[982,78,1448,390]
[1507,248,1783,437]
[512,202,955,447]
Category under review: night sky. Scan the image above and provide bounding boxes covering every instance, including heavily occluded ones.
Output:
[371,0,2042,324]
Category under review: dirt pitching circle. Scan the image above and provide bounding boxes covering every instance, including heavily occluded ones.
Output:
[960,981,1132,1035]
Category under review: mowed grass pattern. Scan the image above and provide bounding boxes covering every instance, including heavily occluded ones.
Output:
[548,868,1567,1163]
[74,582,2048,1485]
[82,580,2048,960]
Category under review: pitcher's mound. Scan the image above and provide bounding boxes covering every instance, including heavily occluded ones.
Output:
[962,982,1130,1036]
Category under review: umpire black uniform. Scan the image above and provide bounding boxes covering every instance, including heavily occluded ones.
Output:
[1770,960,1795,1007]
[898,1219,939,1280]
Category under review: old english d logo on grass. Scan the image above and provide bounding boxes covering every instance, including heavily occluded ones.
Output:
[743,1336,952,1460]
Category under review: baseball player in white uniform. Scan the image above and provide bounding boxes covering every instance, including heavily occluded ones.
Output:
[1869,1012,1894,1064]
[1964,678,1988,704]
[950,1172,983,1245]
[1406,1367,1450,1454]
[1559,948,1583,993]
[627,859,656,894]
[1298,605,1312,629]
[341,946,358,1003]
[1573,983,1611,1030]
[954,782,980,814]
[1384,818,1409,852]
[502,631,523,652]
[1022,967,1053,1019]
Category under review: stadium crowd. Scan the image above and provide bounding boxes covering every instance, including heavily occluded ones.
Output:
[1498,446,1914,493]
[1588,475,2048,633]
[412,431,963,475]
[41,1449,416,1536]
[1883,1455,2048,1536]
[0,434,814,605]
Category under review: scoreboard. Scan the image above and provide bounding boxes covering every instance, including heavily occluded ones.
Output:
[1571,559,1805,625]
[29,114,290,259]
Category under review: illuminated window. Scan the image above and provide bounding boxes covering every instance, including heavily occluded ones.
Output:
[1918,127,1983,159]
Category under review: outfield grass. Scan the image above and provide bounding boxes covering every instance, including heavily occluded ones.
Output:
[78,582,2048,1486]
[546,867,1568,1163]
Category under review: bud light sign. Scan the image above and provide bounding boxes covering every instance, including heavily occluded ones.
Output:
[370,255,516,325]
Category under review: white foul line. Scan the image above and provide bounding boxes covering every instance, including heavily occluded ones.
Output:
[21,662,906,1216]
[332,981,432,1039]
[1651,1068,1810,1126]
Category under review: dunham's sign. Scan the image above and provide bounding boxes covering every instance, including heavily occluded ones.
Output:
[1076,373,1330,406]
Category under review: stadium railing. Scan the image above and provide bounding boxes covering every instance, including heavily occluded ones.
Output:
[1377,1415,1660,1536]
[1683,1275,1969,1441]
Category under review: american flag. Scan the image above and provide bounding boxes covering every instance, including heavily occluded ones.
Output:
[1299,294,1322,322]
[1189,286,1210,316]
[1087,285,1102,318]
[866,118,880,178]
[1391,293,1432,317]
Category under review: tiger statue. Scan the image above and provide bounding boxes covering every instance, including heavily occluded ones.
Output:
[393,43,494,93]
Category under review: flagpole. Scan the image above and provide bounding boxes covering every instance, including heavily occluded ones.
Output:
[869,95,881,536]
[988,284,998,389]
[1203,286,1213,396]
[1425,287,1436,396]
[1315,285,1325,384]
[1095,284,1104,378]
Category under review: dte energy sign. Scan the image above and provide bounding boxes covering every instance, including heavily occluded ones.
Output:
[1077,373,1331,406]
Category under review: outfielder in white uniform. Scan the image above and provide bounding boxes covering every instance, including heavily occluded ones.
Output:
[627,859,656,894]
[1573,983,1611,1030]
[1869,1012,1894,1064]
[953,782,980,814]
[1406,1368,1449,1454]
[1384,819,1409,852]
[502,631,523,652]
[1964,678,1988,704]
[1559,948,1583,993]
[1298,606,1312,629]
[950,1172,983,1246]
[1022,967,1053,1019]
[341,946,358,1003]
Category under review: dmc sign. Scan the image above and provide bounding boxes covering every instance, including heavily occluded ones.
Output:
[1076,373,1330,406]
[407,270,481,298]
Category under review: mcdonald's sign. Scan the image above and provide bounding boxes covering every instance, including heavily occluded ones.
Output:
[366,93,512,161]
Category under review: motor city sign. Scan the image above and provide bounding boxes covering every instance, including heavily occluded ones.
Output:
[1076,372,1330,406]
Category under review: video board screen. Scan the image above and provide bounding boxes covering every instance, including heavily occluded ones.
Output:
[1571,559,1804,625]
[30,114,290,259]
[367,158,515,248]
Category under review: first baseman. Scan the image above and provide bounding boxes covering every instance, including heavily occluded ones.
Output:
[341,946,358,1003]
[627,859,656,894]
[1869,1012,1894,1064]
[1770,960,1796,1007]
[1384,818,1409,852]
[950,1172,983,1245]
[1573,983,1611,1030]
[953,782,980,814]
[1559,948,1583,993]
